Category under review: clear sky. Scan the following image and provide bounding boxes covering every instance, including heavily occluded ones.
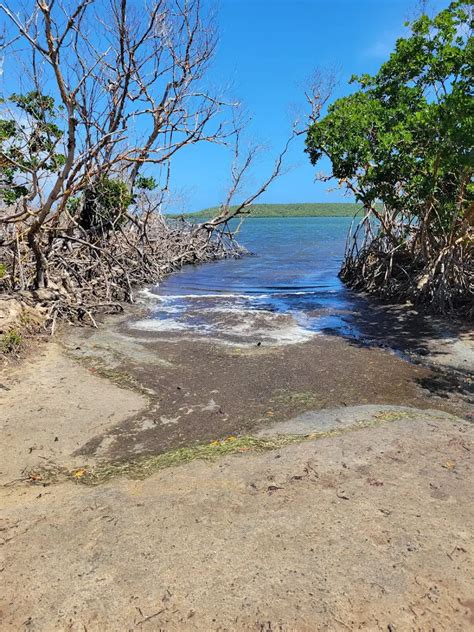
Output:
[169,0,448,212]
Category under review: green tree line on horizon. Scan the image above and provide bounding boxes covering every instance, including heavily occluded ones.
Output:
[169,202,368,219]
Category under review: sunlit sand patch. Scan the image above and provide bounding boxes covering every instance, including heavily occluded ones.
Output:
[139,418,157,430]
[160,415,181,425]
[95,435,117,456]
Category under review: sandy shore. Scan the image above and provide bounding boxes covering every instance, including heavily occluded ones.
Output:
[1,307,473,630]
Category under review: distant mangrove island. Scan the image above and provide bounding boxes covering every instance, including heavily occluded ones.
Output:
[169,203,365,219]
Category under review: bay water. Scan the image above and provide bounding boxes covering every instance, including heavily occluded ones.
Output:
[132,217,364,344]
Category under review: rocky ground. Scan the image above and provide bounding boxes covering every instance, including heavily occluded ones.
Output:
[1,308,473,630]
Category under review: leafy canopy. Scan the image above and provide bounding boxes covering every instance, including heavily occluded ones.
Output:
[0,91,65,204]
[79,178,133,234]
[305,1,473,232]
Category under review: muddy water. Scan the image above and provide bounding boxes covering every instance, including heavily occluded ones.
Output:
[131,216,365,344]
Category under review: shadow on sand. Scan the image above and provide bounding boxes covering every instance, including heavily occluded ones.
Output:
[321,294,474,407]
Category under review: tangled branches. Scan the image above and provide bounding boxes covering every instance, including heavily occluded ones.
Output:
[340,209,474,319]
[0,212,244,331]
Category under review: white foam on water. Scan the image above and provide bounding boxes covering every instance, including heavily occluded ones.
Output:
[132,282,334,346]
[130,318,193,333]
[130,305,316,346]
[139,288,257,301]
[202,305,262,315]
[225,322,315,345]
[170,292,255,300]
[138,288,165,301]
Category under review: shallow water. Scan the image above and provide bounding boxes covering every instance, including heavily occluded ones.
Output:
[132,217,364,344]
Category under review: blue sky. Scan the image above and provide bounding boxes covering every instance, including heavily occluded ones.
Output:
[170,0,448,212]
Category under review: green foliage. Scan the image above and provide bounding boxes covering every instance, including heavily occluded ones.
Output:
[0,263,7,279]
[1,330,22,353]
[169,203,366,219]
[0,119,16,140]
[0,91,65,204]
[305,1,473,233]
[10,92,56,120]
[135,175,158,191]
[66,196,81,216]
[79,177,133,234]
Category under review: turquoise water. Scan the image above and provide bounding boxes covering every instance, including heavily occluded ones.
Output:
[134,217,363,344]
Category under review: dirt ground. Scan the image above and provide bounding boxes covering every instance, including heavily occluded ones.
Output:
[1,313,473,630]
[1,410,473,631]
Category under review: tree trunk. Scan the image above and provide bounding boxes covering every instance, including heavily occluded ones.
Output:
[27,225,48,289]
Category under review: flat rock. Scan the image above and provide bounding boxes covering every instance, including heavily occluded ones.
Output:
[257,403,460,436]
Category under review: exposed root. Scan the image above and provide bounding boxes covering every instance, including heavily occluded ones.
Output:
[340,212,473,320]
[0,215,245,334]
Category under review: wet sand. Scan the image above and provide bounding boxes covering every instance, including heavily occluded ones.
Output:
[55,309,472,466]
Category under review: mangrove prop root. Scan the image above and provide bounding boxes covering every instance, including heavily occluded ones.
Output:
[0,215,245,330]
[340,213,473,320]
